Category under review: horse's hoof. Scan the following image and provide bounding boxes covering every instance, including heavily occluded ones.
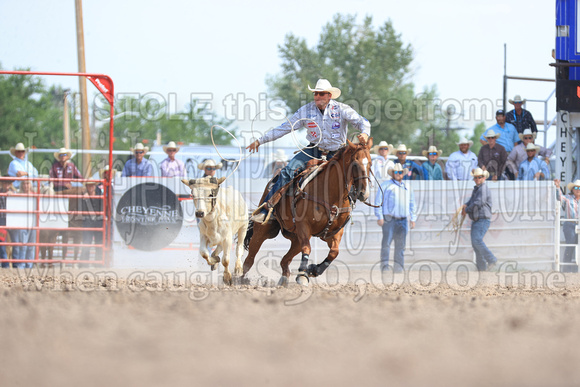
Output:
[240,276,251,286]
[211,263,218,271]
[296,273,309,287]
[277,276,289,287]
[307,264,319,277]
[232,276,242,286]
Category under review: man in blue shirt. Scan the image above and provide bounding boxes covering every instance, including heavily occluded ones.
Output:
[421,146,443,180]
[374,163,417,273]
[480,109,519,153]
[122,143,154,177]
[391,144,424,180]
[8,143,38,189]
[517,143,550,181]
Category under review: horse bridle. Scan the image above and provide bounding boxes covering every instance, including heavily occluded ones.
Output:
[344,146,380,208]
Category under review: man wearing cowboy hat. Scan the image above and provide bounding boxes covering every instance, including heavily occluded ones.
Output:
[480,109,519,153]
[554,179,580,272]
[445,138,478,180]
[391,144,424,180]
[478,129,508,181]
[461,168,498,271]
[122,143,154,177]
[160,141,186,178]
[506,95,537,135]
[49,147,84,192]
[7,142,38,189]
[246,78,370,222]
[506,128,552,179]
[421,146,443,180]
[198,159,223,178]
[374,163,416,273]
[517,143,550,181]
[372,141,394,180]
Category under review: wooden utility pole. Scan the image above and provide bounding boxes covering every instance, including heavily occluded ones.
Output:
[63,89,70,149]
[75,0,91,176]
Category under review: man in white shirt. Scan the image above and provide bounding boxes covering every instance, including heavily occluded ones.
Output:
[445,138,478,180]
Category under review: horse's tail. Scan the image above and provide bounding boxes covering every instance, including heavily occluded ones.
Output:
[243,219,254,251]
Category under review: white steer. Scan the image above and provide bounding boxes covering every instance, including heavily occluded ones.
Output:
[182,177,248,285]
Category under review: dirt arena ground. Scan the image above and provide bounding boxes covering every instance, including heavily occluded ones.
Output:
[0,267,579,387]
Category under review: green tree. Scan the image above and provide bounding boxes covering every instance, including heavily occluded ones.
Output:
[469,122,487,155]
[267,13,436,147]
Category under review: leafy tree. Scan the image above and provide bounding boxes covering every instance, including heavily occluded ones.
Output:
[469,122,487,155]
[267,13,437,149]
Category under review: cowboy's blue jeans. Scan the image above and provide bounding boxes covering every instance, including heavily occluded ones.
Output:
[380,216,408,271]
[9,229,35,269]
[261,147,336,206]
[470,218,497,271]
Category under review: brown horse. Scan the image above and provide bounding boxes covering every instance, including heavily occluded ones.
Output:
[242,138,374,286]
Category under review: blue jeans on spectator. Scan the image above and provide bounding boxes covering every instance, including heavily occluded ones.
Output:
[9,229,35,269]
[380,216,408,272]
[471,218,497,271]
[0,245,7,268]
[562,222,578,273]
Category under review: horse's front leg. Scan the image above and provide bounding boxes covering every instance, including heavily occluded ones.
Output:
[307,228,345,277]
[296,232,313,286]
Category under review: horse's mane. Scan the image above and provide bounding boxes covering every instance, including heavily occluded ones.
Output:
[305,143,361,176]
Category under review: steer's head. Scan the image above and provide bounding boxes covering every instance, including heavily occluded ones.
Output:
[181,177,226,218]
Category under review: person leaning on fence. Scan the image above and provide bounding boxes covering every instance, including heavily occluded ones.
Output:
[8,179,36,269]
[374,163,417,273]
[246,78,370,223]
[445,137,478,180]
[461,168,498,272]
[122,143,154,177]
[199,159,223,178]
[478,129,508,181]
[390,144,424,180]
[506,129,552,179]
[372,141,394,180]
[80,180,103,262]
[49,147,83,192]
[0,176,15,268]
[554,179,580,273]
[517,143,550,181]
[421,146,443,180]
[506,95,537,135]
[480,109,519,153]
[160,141,186,178]
[8,143,38,190]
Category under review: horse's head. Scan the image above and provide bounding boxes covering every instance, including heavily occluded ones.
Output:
[181,176,226,218]
[346,138,373,202]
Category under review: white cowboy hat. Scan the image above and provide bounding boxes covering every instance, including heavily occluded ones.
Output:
[273,149,288,162]
[387,163,409,178]
[456,137,473,147]
[130,143,149,154]
[372,141,391,154]
[163,141,180,154]
[9,143,28,157]
[484,129,501,139]
[53,147,73,161]
[198,159,223,170]
[509,95,526,104]
[388,144,412,154]
[524,143,540,152]
[567,180,580,191]
[518,128,537,142]
[471,167,490,179]
[307,79,341,99]
[422,145,443,157]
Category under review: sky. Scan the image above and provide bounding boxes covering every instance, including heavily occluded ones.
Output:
[0,0,558,147]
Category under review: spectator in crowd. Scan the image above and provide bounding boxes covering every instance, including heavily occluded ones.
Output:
[122,143,153,177]
[478,130,508,181]
[461,168,498,271]
[391,144,424,180]
[506,95,537,135]
[8,142,38,190]
[160,141,186,178]
[199,159,223,178]
[517,143,550,181]
[506,129,552,179]
[80,181,103,262]
[49,147,83,192]
[374,163,417,273]
[554,178,580,273]
[446,138,478,180]
[480,109,519,153]
[372,141,394,180]
[9,179,36,269]
[0,176,15,268]
[421,146,443,180]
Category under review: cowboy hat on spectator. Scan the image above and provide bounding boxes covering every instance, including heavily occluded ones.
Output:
[387,163,409,178]
[484,129,501,139]
[422,146,443,157]
[9,143,28,157]
[163,141,180,154]
[307,79,341,99]
[509,95,526,104]
[456,137,474,147]
[53,147,73,161]
[471,167,490,179]
[130,143,149,154]
[198,159,223,170]
[389,144,412,154]
[372,141,391,154]
[518,128,537,142]
[524,143,540,152]
[567,180,580,191]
